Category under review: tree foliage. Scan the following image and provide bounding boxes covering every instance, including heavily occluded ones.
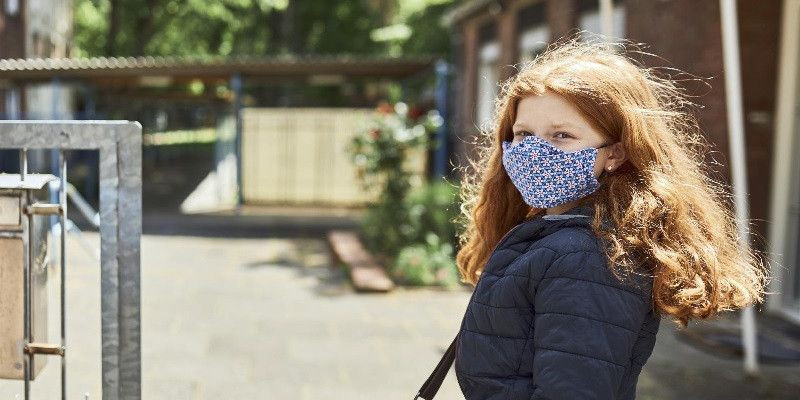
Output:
[73,0,464,58]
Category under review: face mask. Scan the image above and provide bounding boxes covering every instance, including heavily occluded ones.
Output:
[501,134,615,208]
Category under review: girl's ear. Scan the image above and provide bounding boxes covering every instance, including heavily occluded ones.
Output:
[604,142,627,171]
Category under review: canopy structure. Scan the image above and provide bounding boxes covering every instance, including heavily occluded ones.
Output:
[0,54,437,83]
[0,54,441,207]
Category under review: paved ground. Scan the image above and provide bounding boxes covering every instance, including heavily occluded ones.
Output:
[0,231,469,399]
[1,229,799,399]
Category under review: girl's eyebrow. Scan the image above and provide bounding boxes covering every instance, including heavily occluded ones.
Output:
[551,122,576,129]
[512,122,576,131]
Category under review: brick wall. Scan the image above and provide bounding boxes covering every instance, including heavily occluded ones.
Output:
[624,0,780,251]
[449,0,780,252]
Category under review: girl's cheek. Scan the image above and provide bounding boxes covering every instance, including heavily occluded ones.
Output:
[592,159,605,177]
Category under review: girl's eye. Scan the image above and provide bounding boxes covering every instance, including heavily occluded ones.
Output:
[553,131,573,140]
[514,130,533,137]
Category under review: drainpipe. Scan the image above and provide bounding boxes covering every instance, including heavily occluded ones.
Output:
[434,59,451,180]
[599,0,614,39]
[719,0,759,376]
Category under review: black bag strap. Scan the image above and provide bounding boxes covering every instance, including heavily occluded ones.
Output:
[414,332,460,400]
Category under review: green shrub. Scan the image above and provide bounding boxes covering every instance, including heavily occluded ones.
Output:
[346,101,439,258]
[405,180,460,251]
[347,101,463,288]
[392,232,459,289]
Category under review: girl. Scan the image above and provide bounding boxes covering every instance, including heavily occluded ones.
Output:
[451,37,768,399]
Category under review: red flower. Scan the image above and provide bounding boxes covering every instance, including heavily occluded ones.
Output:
[408,105,424,121]
[377,101,393,115]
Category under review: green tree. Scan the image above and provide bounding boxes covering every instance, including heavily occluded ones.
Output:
[73,0,464,58]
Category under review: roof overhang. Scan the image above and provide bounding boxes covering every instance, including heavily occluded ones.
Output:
[0,54,438,83]
[441,0,500,27]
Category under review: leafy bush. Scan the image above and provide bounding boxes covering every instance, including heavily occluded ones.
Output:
[347,101,441,257]
[392,232,459,289]
[347,100,462,288]
[405,180,460,251]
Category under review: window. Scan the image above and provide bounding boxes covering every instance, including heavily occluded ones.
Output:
[5,0,19,16]
[475,22,499,129]
[577,0,626,41]
[4,87,20,119]
[517,3,549,65]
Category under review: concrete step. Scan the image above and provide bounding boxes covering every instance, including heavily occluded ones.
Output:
[327,230,394,292]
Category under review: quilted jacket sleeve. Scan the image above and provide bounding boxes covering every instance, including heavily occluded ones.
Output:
[529,249,651,400]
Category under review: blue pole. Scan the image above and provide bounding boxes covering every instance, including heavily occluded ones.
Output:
[433,59,451,180]
[231,73,243,208]
[84,83,97,119]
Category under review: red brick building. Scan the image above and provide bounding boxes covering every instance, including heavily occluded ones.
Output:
[445,0,800,322]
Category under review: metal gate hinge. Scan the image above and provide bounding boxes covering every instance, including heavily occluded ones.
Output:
[24,203,63,216]
[24,342,65,356]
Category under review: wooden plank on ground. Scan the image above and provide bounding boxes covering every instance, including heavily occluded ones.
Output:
[327,230,394,292]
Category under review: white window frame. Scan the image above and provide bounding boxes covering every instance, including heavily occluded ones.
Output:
[578,3,626,40]
[476,40,500,130]
[518,25,549,65]
[768,0,800,324]
[4,87,20,119]
[5,0,20,16]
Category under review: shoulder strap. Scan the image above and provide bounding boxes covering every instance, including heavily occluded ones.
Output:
[414,332,460,400]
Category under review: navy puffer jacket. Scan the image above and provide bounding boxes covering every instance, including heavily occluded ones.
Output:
[454,199,661,400]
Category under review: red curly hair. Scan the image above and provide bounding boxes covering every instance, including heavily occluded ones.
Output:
[454,36,768,327]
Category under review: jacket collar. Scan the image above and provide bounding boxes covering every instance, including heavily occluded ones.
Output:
[541,200,595,221]
[521,197,596,224]
[501,197,613,248]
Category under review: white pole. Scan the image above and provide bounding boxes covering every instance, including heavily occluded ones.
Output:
[719,0,759,375]
[600,0,614,38]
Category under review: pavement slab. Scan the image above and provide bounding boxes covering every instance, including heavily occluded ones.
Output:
[0,231,797,399]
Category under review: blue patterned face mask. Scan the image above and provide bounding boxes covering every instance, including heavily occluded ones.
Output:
[501,134,615,208]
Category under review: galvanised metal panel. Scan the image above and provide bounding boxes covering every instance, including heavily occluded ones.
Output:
[0,121,142,400]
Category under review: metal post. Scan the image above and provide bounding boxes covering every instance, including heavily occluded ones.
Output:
[230,73,244,209]
[84,83,97,119]
[24,158,31,400]
[719,0,759,375]
[434,60,451,180]
[59,151,67,400]
[50,77,62,259]
[20,148,27,180]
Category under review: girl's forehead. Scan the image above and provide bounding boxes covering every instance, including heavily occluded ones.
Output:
[512,120,578,130]
[514,93,590,127]
[517,92,575,110]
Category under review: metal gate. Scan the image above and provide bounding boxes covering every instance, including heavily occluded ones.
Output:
[0,121,142,400]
